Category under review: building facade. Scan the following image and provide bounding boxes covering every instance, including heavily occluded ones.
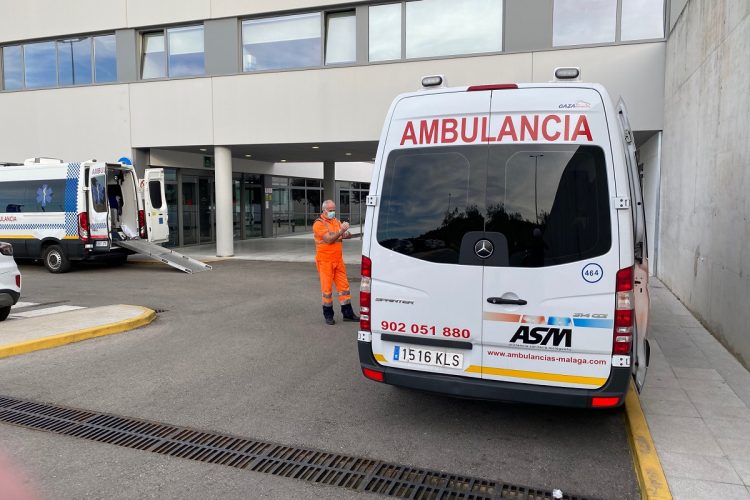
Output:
[1,0,668,258]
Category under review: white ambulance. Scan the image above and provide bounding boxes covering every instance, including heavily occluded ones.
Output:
[0,158,168,273]
[358,69,650,408]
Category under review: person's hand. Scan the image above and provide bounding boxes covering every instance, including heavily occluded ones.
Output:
[343,231,352,239]
[340,221,350,232]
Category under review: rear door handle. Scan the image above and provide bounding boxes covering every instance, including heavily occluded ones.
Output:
[487,297,527,305]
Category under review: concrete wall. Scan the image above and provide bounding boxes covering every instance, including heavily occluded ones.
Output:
[0,42,666,163]
[660,0,750,366]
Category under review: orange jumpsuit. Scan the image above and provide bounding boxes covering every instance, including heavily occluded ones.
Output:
[313,216,351,307]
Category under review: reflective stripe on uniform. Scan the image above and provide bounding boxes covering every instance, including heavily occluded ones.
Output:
[322,293,333,299]
[338,290,351,297]
[339,299,351,305]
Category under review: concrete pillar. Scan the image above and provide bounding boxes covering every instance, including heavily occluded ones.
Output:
[214,146,234,256]
[261,174,273,238]
[323,161,336,207]
[131,148,149,178]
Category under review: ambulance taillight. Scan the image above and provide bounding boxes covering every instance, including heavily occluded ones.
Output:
[614,266,635,355]
[360,256,372,333]
[138,210,146,238]
[78,212,90,243]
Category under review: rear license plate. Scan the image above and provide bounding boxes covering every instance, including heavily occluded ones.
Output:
[393,346,463,369]
[95,240,108,247]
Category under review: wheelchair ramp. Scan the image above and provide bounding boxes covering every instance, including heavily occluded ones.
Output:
[114,239,212,274]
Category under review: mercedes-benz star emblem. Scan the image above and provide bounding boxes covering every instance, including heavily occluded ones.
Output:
[474,239,494,259]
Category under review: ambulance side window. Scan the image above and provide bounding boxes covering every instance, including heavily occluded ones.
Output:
[90,174,107,213]
[485,145,611,267]
[376,146,485,264]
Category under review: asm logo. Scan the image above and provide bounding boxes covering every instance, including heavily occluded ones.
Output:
[509,326,572,347]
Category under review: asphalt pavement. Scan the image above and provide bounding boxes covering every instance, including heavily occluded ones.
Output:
[0,260,639,499]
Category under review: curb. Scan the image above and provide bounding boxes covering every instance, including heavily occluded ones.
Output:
[624,382,672,500]
[0,306,156,359]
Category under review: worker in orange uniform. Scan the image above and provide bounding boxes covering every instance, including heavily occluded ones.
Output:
[313,200,360,325]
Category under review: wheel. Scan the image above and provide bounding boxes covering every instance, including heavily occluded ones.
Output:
[43,244,71,273]
[0,306,10,321]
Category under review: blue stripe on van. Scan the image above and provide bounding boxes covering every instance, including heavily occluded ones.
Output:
[572,318,614,329]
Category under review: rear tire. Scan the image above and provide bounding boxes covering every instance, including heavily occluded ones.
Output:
[43,244,71,273]
[0,306,10,321]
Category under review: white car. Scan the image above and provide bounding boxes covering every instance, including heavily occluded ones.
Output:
[0,241,22,321]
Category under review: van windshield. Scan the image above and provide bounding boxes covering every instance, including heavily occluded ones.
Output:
[376,144,611,267]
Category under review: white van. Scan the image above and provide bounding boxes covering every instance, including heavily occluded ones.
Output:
[0,158,168,273]
[358,70,650,408]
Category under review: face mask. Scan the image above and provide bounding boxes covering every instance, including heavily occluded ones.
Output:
[326,210,336,218]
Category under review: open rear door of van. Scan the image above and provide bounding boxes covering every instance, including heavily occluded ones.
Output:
[617,98,650,391]
[368,90,492,380]
[143,168,169,244]
[480,87,621,392]
[87,164,111,248]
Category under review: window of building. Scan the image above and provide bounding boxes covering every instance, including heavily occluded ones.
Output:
[24,41,58,88]
[2,34,117,90]
[621,0,664,41]
[2,45,24,90]
[142,26,204,79]
[405,0,503,59]
[141,32,166,79]
[94,34,118,82]
[553,0,617,47]
[57,38,92,86]
[369,3,402,62]
[167,26,205,77]
[325,10,356,65]
[242,13,322,71]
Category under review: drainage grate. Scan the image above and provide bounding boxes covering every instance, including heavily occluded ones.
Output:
[0,396,594,499]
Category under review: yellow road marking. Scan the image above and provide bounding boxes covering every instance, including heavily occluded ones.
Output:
[464,365,606,386]
[625,382,672,499]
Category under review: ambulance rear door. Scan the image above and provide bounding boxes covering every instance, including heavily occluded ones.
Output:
[87,164,111,248]
[617,98,650,390]
[368,90,491,380]
[143,168,169,243]
[480,87,620,390]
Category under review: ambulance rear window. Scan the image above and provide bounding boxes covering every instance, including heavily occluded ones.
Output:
[376,146,486,264]
[376,144,611,267]
[486,145,611,267]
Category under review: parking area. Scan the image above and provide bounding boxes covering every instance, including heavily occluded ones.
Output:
[0,260,639,499]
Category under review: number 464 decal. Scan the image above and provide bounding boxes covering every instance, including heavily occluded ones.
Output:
[581,263,603,283]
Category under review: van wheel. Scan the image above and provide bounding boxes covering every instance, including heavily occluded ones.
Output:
[43,245,71,273]
[0,306,10,321]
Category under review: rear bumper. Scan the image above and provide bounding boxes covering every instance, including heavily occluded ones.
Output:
[358,341,630,408]
[0,289,20,307]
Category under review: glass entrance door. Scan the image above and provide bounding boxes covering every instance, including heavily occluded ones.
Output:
[182,177,198,245]
[198,178,214,244]
[244,185,262,237]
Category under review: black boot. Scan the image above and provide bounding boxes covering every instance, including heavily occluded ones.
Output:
[323,305,335,325]
[341,303,360,322]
